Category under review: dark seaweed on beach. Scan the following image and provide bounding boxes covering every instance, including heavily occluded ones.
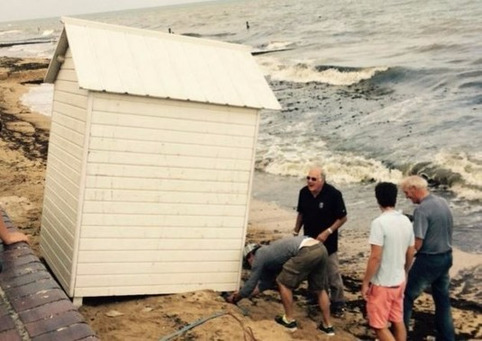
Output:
[0,58,50,162]
[0,112,49,162]
[0,57,49,73]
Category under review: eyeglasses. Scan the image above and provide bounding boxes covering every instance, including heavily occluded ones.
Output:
[306,176,318,181]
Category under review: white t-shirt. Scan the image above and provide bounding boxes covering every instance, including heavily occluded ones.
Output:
[369,210,415,286]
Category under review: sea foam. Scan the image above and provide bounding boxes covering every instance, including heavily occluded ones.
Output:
[257,56,388,85]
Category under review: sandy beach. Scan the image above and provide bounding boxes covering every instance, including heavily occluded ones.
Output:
[1,56,481,340]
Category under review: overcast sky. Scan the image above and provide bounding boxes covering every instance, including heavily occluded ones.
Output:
[0,0,207,23]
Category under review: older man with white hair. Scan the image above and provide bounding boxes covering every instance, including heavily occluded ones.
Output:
[400,175,455,341]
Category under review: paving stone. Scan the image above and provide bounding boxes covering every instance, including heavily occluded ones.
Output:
[18,299,77,324]
[1,246,33,259]
[24,310,86,337]
[0,314,16,332]
[10,289,69,312]
[0,302,9,316]
[30,323,98,341]
[0,329,22,341]
[0,262,46,280]
[1,210,98,340]
[1,270,52,289]
[5,278,61,299]
[1,255,39,271]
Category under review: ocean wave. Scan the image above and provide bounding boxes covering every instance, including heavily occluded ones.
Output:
[258,40,295,51]
[405,162,462,188]
[255,145,482,202]
[368,66,411,83]
[472,58,482,65]
[257,57,389,85]
[41,29,54,36]
[402,157,482,202]
[181,32,202,38]
[0,37,55,48]
[458,81,482,89]
[433,151,482,201]
[255,145,403,185]
[368,66,454,90]
[21,84,53,116]
[182,32,236,38]
[416,43,463,53]
[457,70,482,78]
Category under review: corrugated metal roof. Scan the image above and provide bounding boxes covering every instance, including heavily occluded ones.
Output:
[45,17,281,110]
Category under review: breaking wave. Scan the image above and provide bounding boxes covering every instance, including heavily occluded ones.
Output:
[257,57,388,86]
[42,29,54,36]
[255,145,482,202]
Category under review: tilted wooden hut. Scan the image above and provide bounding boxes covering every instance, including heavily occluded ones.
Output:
[41,17,280,305]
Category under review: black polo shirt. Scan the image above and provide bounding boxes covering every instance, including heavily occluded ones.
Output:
[297,183,347,254]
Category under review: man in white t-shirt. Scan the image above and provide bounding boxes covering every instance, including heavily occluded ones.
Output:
[362,182,415,341]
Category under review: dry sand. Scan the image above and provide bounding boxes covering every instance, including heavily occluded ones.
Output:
[1,56,481,340]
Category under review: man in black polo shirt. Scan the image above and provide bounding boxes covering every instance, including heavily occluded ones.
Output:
[293,166,348,316]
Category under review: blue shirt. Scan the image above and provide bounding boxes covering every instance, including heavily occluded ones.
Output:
[414,194,453,254]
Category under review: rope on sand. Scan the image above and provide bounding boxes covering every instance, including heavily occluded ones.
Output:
[159,311,257,341]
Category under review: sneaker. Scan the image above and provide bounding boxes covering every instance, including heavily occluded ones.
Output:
[275,315,298,331]
[318,324,335,336]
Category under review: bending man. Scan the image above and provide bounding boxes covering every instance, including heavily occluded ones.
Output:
[226,235,335,335]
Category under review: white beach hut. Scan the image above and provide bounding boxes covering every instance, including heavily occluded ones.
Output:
[41,17,280,305]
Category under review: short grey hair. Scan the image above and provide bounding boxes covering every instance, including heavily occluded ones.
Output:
[399,175,428,190]
[309,165,326,181]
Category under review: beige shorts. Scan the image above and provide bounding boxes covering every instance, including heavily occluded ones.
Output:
[276,243,328,291]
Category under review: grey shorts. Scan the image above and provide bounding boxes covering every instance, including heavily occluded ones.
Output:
[276,243,328,291]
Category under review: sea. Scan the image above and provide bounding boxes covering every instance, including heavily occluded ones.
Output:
[1,0,481,254]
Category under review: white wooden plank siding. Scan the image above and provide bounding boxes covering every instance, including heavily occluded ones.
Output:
[76,96,258,290]
[80,214,244,228]
[82,190,247,205]
[78,250,240,263]
[76,283,236,297]
[76,261,240,275]
[84,177,249,193]
[40,48,89,295]
[42,17,280,301]
[80,226,244,239]
[75,272,236,288]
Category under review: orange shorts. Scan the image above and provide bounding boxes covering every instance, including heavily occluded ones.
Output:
[366,282,405,329]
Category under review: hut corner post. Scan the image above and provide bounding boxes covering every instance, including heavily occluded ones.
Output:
[72,296,83,307]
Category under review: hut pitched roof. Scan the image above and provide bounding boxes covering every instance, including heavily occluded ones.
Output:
[45,17,281,110]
